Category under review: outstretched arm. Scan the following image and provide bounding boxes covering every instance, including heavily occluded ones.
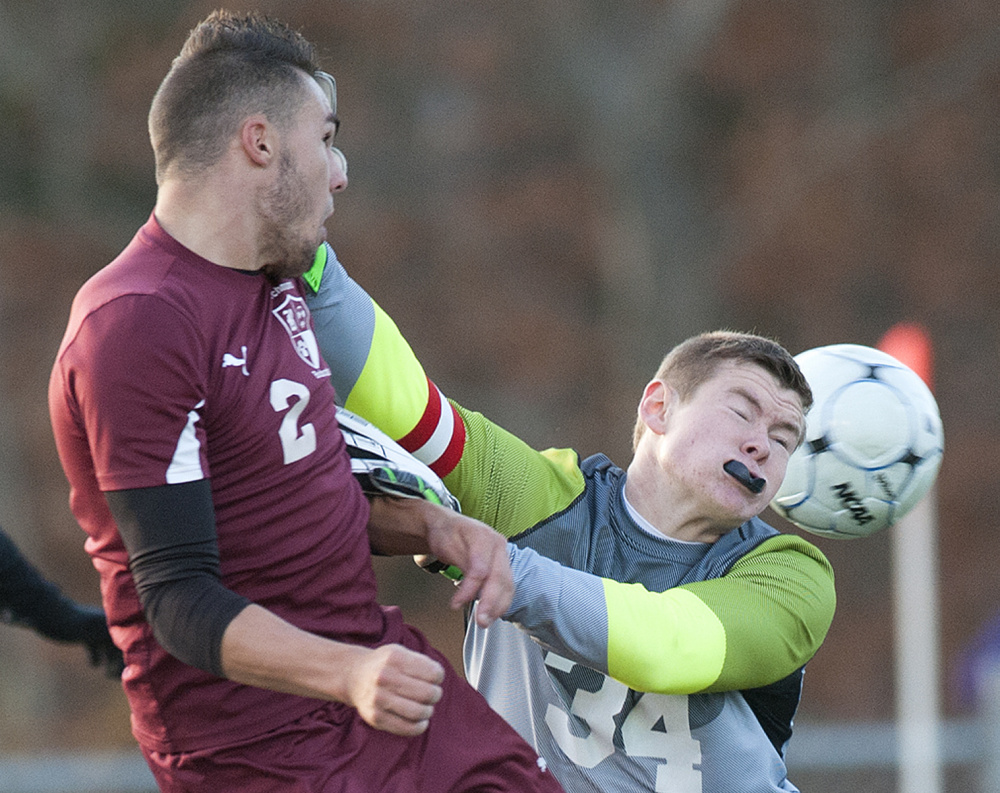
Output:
[503,535,835,694]
[304,244,460,470]
[304,247,836,693]
[304,244,584,530]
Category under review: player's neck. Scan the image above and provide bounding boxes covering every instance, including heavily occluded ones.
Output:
[625,455,731,544]
[154,173,263,273]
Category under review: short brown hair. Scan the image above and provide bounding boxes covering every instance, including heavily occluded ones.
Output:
[148,10,321,183]
[632,330,813,450]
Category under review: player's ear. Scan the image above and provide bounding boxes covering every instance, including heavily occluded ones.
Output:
[241,115,274,166]
[637,379,675,436]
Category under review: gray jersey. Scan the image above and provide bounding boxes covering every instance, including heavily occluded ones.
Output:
[467,455,801,792]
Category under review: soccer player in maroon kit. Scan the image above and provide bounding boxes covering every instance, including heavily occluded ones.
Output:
[47,11,563,793]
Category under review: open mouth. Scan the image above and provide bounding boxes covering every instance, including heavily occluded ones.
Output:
[723,460,766,494]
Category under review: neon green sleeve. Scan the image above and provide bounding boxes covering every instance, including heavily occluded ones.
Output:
[602,584,727,692]
[509,533,835,694]
[442,404,584,537]
[342,301,432,441]
[606,534,835,692]
[305,246,585,524]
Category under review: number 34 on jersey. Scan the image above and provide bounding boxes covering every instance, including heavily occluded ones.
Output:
[544,651,703,793]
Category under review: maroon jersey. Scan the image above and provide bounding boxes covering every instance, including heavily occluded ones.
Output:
[48,216,396,752]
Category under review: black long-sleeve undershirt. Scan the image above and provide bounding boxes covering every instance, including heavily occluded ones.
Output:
[105,480,250,677]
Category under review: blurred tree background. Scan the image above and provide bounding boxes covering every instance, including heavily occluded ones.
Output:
[1,0,998,787]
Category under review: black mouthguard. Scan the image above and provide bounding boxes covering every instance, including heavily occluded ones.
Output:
[724,460,766,494]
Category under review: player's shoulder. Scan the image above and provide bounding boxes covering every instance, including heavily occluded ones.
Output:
[574,452,627,507]
[78,241,167,306]
[736,524,835,588]
[578,451,624,479]
[752,526,831,561]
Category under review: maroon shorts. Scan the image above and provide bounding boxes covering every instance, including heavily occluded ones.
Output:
[142,639,564,793]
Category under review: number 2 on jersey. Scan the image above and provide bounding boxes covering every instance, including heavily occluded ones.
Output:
[270,379,317,464]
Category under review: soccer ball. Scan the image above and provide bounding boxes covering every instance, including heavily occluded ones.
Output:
[771,344,944,539]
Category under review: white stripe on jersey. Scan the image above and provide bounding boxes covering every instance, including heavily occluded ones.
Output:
[411,383,455,467]
[166,400,206,484]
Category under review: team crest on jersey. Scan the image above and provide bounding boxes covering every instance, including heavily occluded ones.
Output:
[272,294,321,369]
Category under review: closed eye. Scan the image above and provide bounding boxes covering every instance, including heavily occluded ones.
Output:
[322,117,340,148]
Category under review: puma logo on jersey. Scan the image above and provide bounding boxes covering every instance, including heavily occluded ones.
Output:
[222,346,249,375]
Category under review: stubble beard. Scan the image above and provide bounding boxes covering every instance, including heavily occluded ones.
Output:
[258,152,322,285]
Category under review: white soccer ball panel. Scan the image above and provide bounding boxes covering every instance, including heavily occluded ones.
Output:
[823,380,913,468]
